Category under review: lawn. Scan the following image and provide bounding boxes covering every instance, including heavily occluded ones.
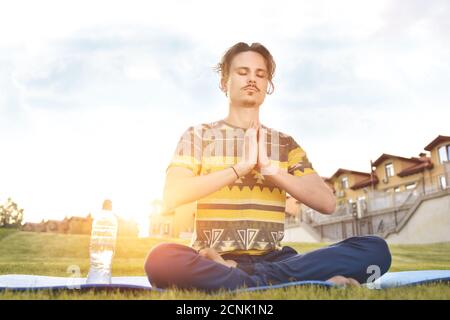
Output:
[0,228,449,300]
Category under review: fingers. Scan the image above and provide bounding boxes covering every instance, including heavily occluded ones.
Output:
[258,127,268,161]
[243,132,256,164]
[198,249,208,257]
[244,134,251,163]
[258,127,275,174]
[249,131,257,164]
[198,248,235,268]
[238,120,261,176]
[198,248,220,260]
[243,124,258,165]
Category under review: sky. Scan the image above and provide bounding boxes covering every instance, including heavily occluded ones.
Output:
[0,0,449,227]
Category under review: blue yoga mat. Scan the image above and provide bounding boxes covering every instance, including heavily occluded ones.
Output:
[0,270,449,292]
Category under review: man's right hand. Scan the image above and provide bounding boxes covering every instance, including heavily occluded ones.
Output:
[199,248,237,268]
[233,121,259,177]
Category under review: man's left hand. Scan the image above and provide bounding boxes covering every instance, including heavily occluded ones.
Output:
[199,248,237,268]
[256,123,279,176]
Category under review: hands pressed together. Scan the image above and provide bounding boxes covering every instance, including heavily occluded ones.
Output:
[232,120,279,178]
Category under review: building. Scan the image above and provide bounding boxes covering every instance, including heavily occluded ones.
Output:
[287,134,450,244]
[66,215,93,234]
[21,215,92,234]
[116,216,139,238]
[424,135,450,191]
[20,213,138,237]
[371,153,433,193]
[21,220,47,233]
[44,219,69,233]
[327,168,374,205]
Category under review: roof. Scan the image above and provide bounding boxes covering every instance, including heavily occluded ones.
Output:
[398,157,434,177]
[372,153,423,167]
[424,135,450,151]
[351,175,379,190]
[329,168,371,180]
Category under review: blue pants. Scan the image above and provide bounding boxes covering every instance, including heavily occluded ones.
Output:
[144,235,391,292]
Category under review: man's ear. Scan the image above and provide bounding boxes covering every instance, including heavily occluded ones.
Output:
[220,78,227,94]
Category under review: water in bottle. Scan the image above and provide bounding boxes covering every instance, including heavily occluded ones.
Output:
[86,199,118,284]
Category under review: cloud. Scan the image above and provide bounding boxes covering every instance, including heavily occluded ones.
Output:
[1,0,450,223]
[5,25,222,115]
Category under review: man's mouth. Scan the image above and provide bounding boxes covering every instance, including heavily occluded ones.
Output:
[243,86,258,92]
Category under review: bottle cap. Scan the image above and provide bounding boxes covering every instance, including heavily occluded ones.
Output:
[102,199,112,211]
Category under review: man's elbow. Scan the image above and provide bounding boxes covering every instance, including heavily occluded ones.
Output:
[163,189,178,213]
[322,195,336,215]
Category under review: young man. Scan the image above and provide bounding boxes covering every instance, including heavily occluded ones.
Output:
[144,42,391,291]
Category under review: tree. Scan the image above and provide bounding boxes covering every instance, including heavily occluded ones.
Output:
[0,198,24,228]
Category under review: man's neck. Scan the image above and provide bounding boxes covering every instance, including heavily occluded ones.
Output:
[224,105,260,129]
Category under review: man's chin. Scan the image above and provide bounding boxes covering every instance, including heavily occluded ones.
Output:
[241,98,260,108]
[230,96,264,108]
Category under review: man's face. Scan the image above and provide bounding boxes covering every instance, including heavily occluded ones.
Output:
[222,51,269,108]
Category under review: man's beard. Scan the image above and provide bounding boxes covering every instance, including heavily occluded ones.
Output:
[241,97,258,108]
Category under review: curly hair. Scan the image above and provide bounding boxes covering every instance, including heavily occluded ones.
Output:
[214,42,276,95]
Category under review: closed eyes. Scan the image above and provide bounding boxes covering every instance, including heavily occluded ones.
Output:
[236,67,267,78]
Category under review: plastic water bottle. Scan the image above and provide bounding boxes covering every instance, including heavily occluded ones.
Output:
[86,199,118,284]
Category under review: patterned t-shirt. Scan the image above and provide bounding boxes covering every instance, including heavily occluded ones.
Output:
[166,119,316,255]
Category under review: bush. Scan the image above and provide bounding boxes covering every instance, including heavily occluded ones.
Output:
[0,198,24,228]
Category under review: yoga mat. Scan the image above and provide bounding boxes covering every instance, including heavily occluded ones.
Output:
[1,270,449,292]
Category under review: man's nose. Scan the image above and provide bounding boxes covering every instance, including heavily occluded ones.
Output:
[247,75,257,85]
[247,71,257,83]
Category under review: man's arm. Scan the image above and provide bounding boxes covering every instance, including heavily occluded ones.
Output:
[164,121,259,212]
[265,170,336,215]
[163,166,240,212]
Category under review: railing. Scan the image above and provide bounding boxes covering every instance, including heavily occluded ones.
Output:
[303,169,450,226]
[285,215,300,226]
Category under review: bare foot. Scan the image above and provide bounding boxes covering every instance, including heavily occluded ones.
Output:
[199,248,237,268]
[326,275,360,287]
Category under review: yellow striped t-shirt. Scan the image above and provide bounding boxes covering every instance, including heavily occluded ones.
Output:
[167,119,316,255]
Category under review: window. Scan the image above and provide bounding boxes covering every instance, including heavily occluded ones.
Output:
[439,175,447,190]
[394,186,401,192]
[438,145,450,164]
[163,223,170,235]
[385,163,394,177]
[341,177,349,189]
[405,182,417,190]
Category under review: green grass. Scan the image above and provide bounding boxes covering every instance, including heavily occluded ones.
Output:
[1,228,449,300]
